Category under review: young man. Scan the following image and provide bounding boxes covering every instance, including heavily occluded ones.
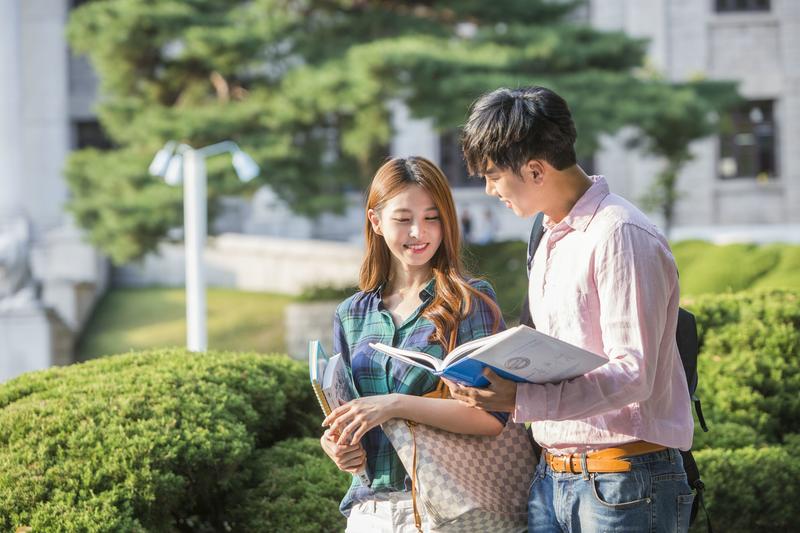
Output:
[446,86,695,532]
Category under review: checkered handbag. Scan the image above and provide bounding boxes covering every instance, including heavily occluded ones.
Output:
[381,416,535,532]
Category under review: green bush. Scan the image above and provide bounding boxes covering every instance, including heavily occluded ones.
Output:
[692,445,800,533]
[0,349,327,531]
[228,438,350,532]
[684,291,800,532]
[687,290,800,444]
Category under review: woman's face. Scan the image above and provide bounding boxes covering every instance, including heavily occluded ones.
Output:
[368,184,443,272]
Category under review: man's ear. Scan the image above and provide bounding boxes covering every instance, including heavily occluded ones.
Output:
[367,208,383,236]
[524,160,546,184]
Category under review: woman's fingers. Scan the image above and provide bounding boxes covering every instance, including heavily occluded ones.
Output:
[322,402,352,427]
[338,417,366,445]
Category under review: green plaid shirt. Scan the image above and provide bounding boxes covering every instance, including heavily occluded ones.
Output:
[333,278,507,515]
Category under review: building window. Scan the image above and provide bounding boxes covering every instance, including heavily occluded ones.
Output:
[718,100,776,180]
[73,120,114,150]
[715,0,770,12]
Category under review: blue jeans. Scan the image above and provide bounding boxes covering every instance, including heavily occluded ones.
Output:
[528,447,694,533]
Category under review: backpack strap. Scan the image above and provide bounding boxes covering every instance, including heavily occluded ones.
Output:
[526,211,546,278]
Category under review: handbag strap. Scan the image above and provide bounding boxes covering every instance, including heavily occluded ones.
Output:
[407,420,423,532]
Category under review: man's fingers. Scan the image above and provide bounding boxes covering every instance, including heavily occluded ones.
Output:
[482,366,500,384]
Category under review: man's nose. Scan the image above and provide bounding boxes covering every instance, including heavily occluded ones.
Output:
[485,179,495,196]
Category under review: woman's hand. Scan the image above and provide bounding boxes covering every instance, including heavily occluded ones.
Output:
[323,394,402,446]
[320,429,367,474]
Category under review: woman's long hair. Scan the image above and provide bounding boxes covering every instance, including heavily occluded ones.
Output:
[359,156,502,350]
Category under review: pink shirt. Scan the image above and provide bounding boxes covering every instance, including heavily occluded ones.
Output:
[514,176,693,453]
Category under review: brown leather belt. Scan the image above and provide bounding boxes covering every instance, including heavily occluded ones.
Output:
[544,441,667,474]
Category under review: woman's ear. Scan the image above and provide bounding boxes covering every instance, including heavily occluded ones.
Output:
[367,208,383,236]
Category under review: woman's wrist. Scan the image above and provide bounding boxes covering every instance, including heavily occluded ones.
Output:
[387,393,407,420]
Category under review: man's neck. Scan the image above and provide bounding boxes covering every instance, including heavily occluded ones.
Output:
[547,165,593,224]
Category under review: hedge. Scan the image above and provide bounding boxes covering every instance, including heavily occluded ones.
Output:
[3,289,800,531]
[686,290,800,531]
[688,290,800,444]
[692,445,800,532]
[228,438,349,532]
[0,349,327,531]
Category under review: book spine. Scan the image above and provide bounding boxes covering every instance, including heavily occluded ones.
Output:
[311,382,332,416]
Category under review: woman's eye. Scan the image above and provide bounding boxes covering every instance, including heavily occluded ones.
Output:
[393,218,410,223]
[425,217,440,221]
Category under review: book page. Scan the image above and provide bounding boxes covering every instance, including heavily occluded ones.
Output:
[442,326,520,366]
[368,343,442,372]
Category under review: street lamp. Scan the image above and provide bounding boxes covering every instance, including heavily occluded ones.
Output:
[149,141,260,352]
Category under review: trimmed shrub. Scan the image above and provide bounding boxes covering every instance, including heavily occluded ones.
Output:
[228,438,350,532]
[0,349,322,531]
[687,290,800,444]
[692,445,800,533]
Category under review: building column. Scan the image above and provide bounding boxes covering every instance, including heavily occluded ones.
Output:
[0,0,23,220]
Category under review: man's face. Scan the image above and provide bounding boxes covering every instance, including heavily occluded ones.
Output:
[482,162,539,218]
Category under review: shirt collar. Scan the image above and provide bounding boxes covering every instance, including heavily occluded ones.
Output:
[544,175,610,233]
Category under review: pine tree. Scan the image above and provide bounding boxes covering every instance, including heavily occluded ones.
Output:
[65,0,733,262]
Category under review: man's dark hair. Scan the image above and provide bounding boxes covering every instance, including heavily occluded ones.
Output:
[461,86,577,176]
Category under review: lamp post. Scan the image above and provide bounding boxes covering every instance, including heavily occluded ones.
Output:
[149,141,260,352]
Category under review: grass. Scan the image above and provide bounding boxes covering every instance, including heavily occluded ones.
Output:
[77,287,293,360]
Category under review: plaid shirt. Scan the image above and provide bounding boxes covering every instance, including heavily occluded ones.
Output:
[333,278,507,515]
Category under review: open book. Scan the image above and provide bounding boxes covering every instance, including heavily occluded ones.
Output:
[369,324,606,387]
[308,340,370,487]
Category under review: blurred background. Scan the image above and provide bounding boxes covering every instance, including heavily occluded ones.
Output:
[1,0,797,378]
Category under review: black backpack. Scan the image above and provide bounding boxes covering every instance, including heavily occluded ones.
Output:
[520,212,711,530]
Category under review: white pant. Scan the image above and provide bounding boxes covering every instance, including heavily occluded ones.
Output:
[345,492,431,533]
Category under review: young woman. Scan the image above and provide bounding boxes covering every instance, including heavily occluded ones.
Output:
[320,156,507,532]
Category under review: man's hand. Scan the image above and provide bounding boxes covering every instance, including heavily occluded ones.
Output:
[320,429,367,474]
[443,368,517,413]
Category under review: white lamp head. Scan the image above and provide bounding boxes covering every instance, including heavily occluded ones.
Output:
[148,141,177,177]
[164,154,183,186]
[231,150,260,182]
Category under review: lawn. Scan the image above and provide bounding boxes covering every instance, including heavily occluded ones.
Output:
[77,288,293,360]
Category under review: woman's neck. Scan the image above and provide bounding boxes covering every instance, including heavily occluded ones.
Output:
[385,264,432,296]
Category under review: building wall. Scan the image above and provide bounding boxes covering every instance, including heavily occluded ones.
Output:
[588,0,799,227]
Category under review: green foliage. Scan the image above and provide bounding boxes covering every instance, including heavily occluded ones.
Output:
[228,438,350,532]
[0,349,321,531]
[628,80,740,235]
[692,446,800,533]
[65,0,712,263]
[464,240,528,322]
[686,290,800,444]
